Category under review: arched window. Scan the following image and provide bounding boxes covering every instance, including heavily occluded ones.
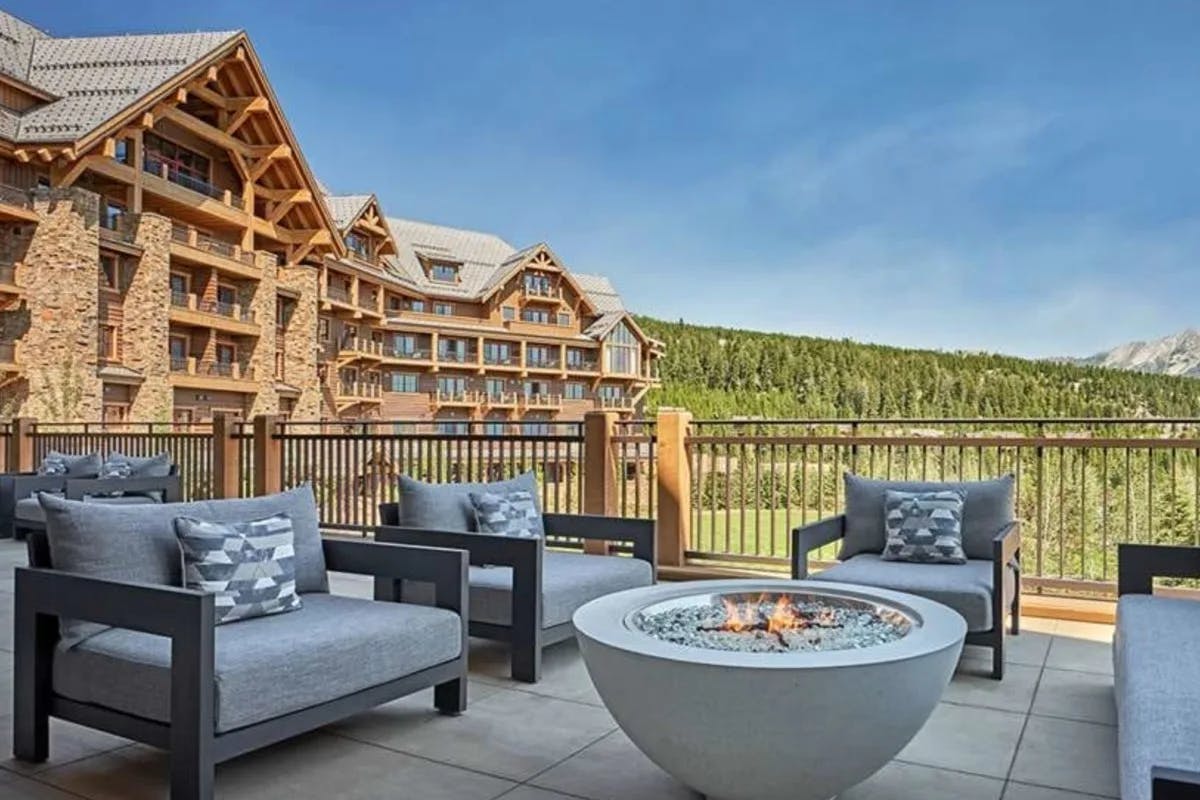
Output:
[604,322,641,375]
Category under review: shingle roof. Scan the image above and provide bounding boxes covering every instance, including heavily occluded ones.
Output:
[573,272,625,313]
[324,194,372,231]
[0,11,238,143]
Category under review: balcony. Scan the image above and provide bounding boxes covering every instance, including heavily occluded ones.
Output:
[98,210,137,246]
[357,293,382,318]
[169,292,259,336]
[522,283,563,303]
[0,339,17,373]
[525,356,561,373]
[0,262,22,304]
[324,284,353,306]
[0,181,38,223]
[565,357,600,374]
[482,350,522,369]
[597,395,636,410]
[483,391,519,408]
[521,393,563,409]
[170,224,259,278]
[169,356,256,391]
[437,348,477,366]
[383,346,432,364]
[337,380,382,402]
[143,153,241,206]
[432,389,482,408]
[337,337,384,362]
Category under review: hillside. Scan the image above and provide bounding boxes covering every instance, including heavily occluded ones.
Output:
[1076,328,1200,378]
[636,317,1200,420]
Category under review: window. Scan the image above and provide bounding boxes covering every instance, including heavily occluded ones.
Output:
[169,336,189,366]
[437,420,469,435]
[430,263,459,282]
[100,199,125,231]
[390,333,419,357]
[216,284,237,315]
[274,350,285,380]
[597,384,623,400]
[318,317,330,341]
[433,302,453,316]
[524,380,551,397]
[484,342,512,364]
[387,295,403,312]
[557,312,571,327]
[485,378,507,397]
[438,338,469,362]
[103,403,128,423]
[524,273,552,295]
[521,309,550,324]
[345,232,370,261]
[145,132,211,189]
[566,348,592,368]
[526,345,554,366]
[276,298,294,329]
[101,324,120,361]
[522,415,551,436]
[437,376,467,395]
[169,273,189,306]
[564,382,585,400]
[216,343,237,364]
[409,300,426,313]
[389,372,420,393]
[484,421,507,436]
[100,254,121,291]
[604,321,642,375]
[501,306,516,321]
[113,139,129,165]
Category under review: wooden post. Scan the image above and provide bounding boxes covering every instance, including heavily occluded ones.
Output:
[211,413,240,499]
[582,410,618,555]
[252,414,282,496]
[656,408,692,567]
[9,417,34,473]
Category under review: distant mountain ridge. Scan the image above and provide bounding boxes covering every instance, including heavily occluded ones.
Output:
[1078,328,1200,378]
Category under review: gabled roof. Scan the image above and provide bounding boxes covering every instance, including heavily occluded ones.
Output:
[0,10,239,143]
[324,194,373,231]
[573,273,625,313]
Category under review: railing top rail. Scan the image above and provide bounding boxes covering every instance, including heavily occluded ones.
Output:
[689,416,1200,426]
[687,433,1200,449]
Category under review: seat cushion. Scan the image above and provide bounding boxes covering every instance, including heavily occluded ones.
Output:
[396,472,543,536]
[469,551,653,628]
[52,594,462,733]
[842,473,1015,560]
[810,554,1013,632]
[1114,594,1200,800]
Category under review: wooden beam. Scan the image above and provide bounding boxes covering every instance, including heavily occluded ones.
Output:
[256,187,311,203]
[289,243,316,265]
[248,144,290,159]
[205,65,220,83]
[227,96,269,135]
[36,148,53,163]
[160,106,251,156]
[101,138,117,158]
[190,83,230,109]
[13,149,28,163]
[268,201,295,225]
[174,87,188,104]
[49,154,98,188]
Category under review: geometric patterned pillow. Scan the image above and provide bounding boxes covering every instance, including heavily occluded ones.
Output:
[469,489,542,538]
[881,489,967,564]
[172,513,303,624]
[37,454,68,476]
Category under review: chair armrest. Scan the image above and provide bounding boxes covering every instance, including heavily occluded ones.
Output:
[65,475,182,501]
[374,525,538,568]
[9,474,68,497]
[543,513,656,564]
[993,521,1021,566]
[791,515,846,578]
[1118,544,1200,596]
[1154,766,1200,798]
[323,538,468,617]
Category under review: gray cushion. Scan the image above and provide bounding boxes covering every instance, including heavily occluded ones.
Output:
[52,593,462,733]
[16,494,155,523]
[39,486,327,641]
[470,489,542,538]
[397,472,543,536]
[105,451,172,477]
[40,451,102,478]
[469,551,653,628]
[810,554,1014,632]
[882,490,967,564]
[842,473,1015,561]
[1114,594,1200,800]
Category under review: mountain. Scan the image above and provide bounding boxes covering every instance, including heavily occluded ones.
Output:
[635,316,1200,420]
[1077,328,1200,378]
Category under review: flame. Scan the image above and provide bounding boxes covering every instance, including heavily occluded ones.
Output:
[718,594,806,634]
[720,596,755,632]
[766,594,801,634]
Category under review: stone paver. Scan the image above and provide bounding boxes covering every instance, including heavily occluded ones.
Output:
[0,538,1123,799]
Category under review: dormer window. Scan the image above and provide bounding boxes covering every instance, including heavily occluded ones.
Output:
[345,232,371,261]
[430,263,459,283]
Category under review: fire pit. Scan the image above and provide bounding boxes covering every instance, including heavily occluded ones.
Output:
[573,580,966,800]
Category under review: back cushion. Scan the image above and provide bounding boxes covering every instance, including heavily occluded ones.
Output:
[41,485,327,641]
[396,472,543,535]
[841,473,1015,561]
[106,451,173,477]
[41,451,102,478]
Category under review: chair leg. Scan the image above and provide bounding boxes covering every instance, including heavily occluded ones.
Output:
[991,630,1005,680]
[511,632,542,683]
[1011,588,1021,636]
[12,693,47,763]
[434,677,467,715]
[13,600,51,762]
[169,745,214,800]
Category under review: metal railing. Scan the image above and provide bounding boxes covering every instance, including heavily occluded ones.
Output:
[0,341,15,364]
[0,264,17,286]
[143,154,240,205]
[437,348,476,364]
[0,182,32,209]
[684,418,1200,594]
[325,285,352,304]
[171,224,256,266]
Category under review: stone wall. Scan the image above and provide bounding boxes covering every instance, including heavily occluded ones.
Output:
[276,264,321,419]
[124,213,172,420]
[247,250,279,417]
[0,188,103,420]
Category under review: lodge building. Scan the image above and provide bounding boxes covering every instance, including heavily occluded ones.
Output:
[0,11,662,427]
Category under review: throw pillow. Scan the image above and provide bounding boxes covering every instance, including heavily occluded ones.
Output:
[882,489,967,564]
[469,489,543,538]
[173,513,303,625]
[396,471,544,535]
[37,454,67,476]
[37,451,101,478]
[98,452,173,499]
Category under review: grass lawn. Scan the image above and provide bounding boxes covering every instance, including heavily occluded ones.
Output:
[691,506,841,562]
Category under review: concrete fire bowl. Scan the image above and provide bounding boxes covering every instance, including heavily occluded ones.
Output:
[573,580,966,800]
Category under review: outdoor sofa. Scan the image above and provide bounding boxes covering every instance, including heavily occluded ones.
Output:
[13,485,469,800]
[379,472,655,683]
[0,451,181,539]
[791,474,1021,679]
[1115,543,1200,799]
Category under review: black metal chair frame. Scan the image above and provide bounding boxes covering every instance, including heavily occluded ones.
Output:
[1,468,183,540]
[13,529,470,800]
[1118,543,1200,798]
[791,515,1021,679]
[378,504,655,683]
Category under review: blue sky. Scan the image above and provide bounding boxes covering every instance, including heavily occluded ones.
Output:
[16,1,1200,357]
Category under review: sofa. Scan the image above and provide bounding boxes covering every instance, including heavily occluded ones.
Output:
[378,472,655,682]
[792,474,1021,678]
[1115,543,1200,799]
[13,485,470,800]
[1,450,181,539]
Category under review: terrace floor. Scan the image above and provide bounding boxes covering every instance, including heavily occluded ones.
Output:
[0,538,1120,800]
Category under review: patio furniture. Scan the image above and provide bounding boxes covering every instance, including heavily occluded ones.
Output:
[791,474,1020,679]
[1115,543,1200,799]
[0,453,182,540]
[13,487,470,800]
[379,476,655,683]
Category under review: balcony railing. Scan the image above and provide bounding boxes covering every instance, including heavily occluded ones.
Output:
[357,294,380,313]
[143,154,241,206]
[482,350,521,367]
[171,224,256,266]
[437,349,476,364]
[325,285,352,304]
[522,393,563,408]
[523,284,562,300]
[339,381,382,399]
[0,264,17,287]
[566,358,600,372]
[484,391,519,406]
[0,182,32,209]
[339,338,383,358]
[170,292,255,324]
[99,210,135,244]
[526,357,561,370]
[386,346,431,361]
[0,341,15,364]
[597,395,635,409]
[434,389,482,405]
[170,357,254,381]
